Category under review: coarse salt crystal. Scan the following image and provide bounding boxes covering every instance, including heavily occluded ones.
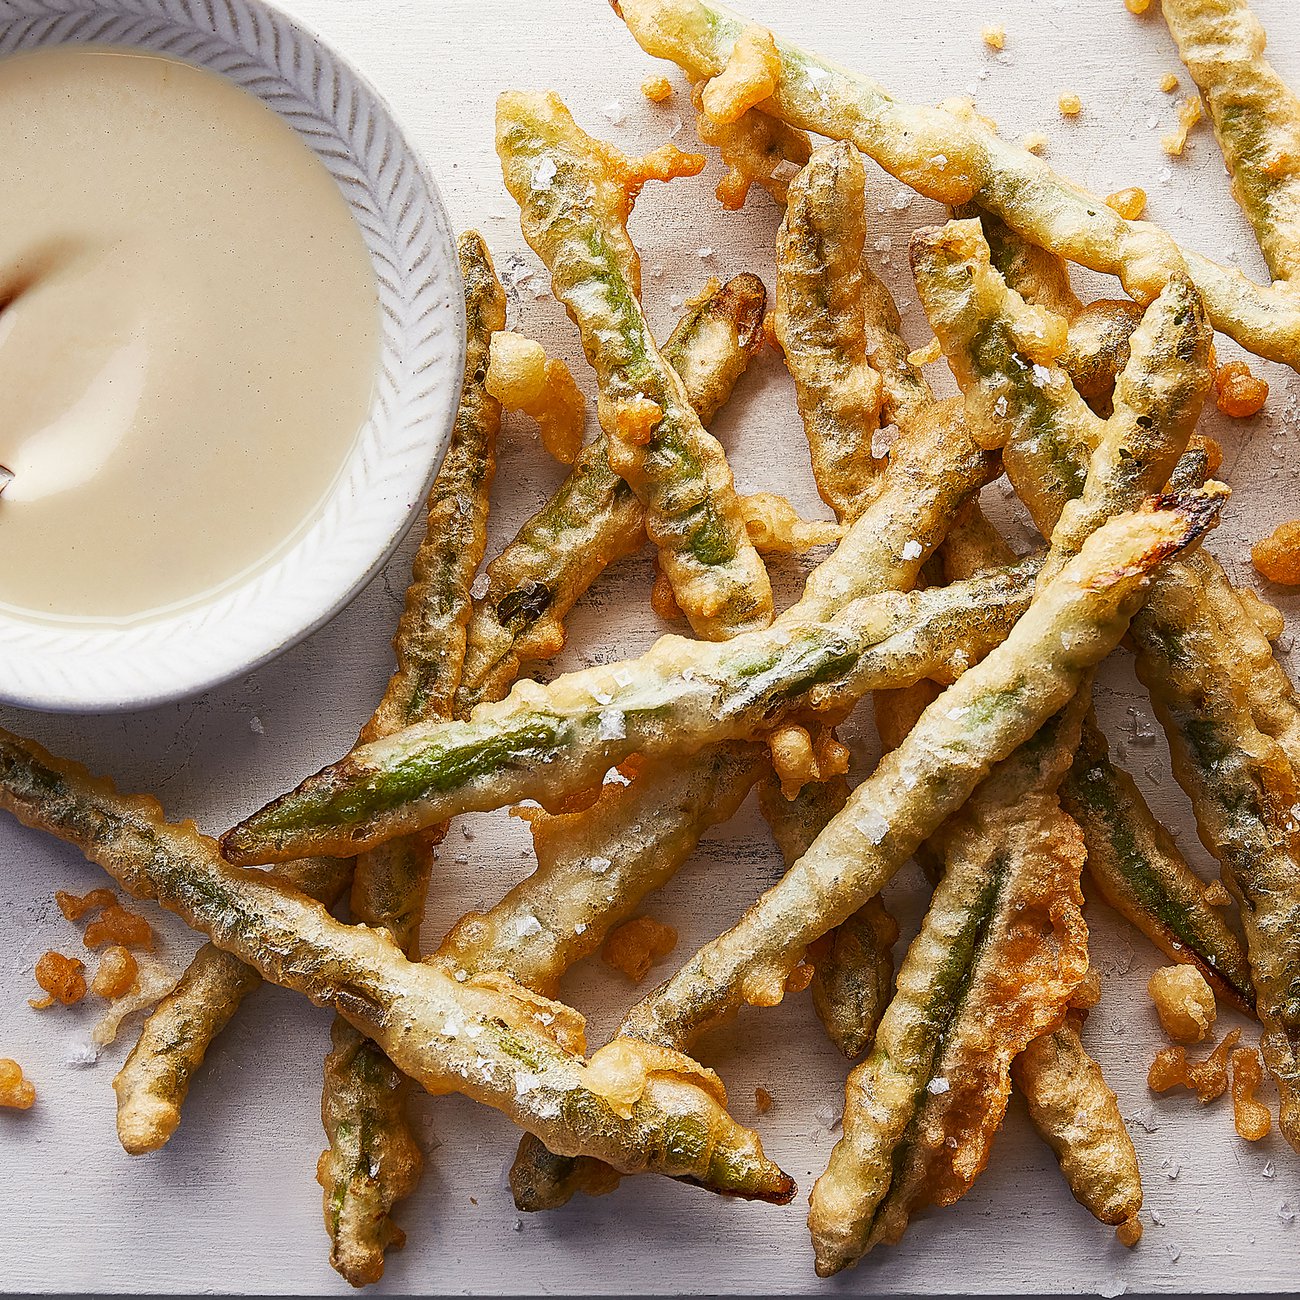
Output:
[901,540,923,561]
[932,153,949,166]
[593,687,613,705]
[249,715,265,735]
[515,914,543,937]
[698,246,715,259]
[575,922,587,934]
[515,1071,543,1095]
[598,708,626,740]
[926,1076,950,1095]
[613,666,634,687]
[587,855,613,874]
[66,1041,100,1067]
[532,155,557,189]
[1031,363,1054,384]
[993,394,1009,417]
[455,969,469,982]
[855,806,889,845]
[471,572,490,600]
[891,190,914,211]
[601,100,626,126]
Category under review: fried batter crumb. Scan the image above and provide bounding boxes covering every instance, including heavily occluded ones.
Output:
[1162,96,1203,157]
[1160,72,1179,93]
[1252,520,1300,585]
[741,493,844,556]
[1149,1028,1241,1102]
[612,395,663,446]
[83,902,154,951]
[755,1085,774,1115]
[762,310,782,354]
[1125,0,1151,13]
[486,331,587,464]
[601,916,678,983]
[92,945,139,1000]
[906,337,942,367]
[29,950,87,1009]
[1021,132,1049,156]
[1116,1214,1143,1247]
[1204,878,1233,908]
[700,24,781,124]
[784,961,814,993]
[650,559,685,622]
[981,23,1006,50]
[1214,360,1268,418]
[1058,91,1082,118]
[1231,1047,1272,1141]
[1148,964,1216,1043]
[641,74,673,103]
[1106,187,1147,220]
[55,887,117,922]
[0,1059,35,1110]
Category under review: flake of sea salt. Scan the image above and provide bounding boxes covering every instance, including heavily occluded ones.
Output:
[1157,167,1174,185]
[598,708,626,740]
[515,1071,543,1096]
[249,715,265,735]
[926,1076,950,1095]
[453,854,469,865]
[854,806,889,845]
[1263,1160,1277,1179]
[890,190,914,211]
[1165,1243,1181,1264]
[471,571,490,600]
[601,100,626,126]
[612,666,634,687]
[515,914,543,938]
[1128,1106,1160,1133]
[901,540,923,561]
[1280,1200,1297,1225]
[1150,1209,1166,1226]
[66,1041,100,1067]
[587,856,613,874]
[0,464,13,497]
[532,155,557,189]
[697,246,715,259]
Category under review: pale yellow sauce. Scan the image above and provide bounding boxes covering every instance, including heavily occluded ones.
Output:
[0,47,378,625]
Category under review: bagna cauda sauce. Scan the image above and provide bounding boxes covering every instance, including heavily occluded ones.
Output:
[0,46,378,625]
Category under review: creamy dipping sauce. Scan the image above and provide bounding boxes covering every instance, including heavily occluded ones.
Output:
[0,47,378,625]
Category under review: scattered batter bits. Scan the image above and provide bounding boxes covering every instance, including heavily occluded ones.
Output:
[486,331,587,464]
[1214,360,1268,418]
[601,915,679,982]
[1161,72,1180,93]
[29,951,87,1009]
[1125,0,1151,14]
[981,23,1006,50]
[1058,91,1082,117]
[1162,95,1203,156]
[755,1086,774,1115]
[83,902,154,951]
[1021,131,1049,155]
[1148,964,1216,1043]
[768,725,851,800]
[55,887,116,921]
[641,74,673,102]
[92,945,139,1000]
[1106,187,1147,220]
[699,23,781,123]
[1115,1215,1144,1247]
[0,1059,35,1110]
[1149,1028,1241,1102]
[1252,521,1300,585]
[1231,1047,1272,1141]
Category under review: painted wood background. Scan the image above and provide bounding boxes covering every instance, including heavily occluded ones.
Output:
[2,0,1299,1292]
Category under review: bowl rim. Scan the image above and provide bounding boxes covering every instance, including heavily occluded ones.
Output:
[0,0,466,715]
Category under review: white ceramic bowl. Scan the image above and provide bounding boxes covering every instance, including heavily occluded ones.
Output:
[0,0,465,713]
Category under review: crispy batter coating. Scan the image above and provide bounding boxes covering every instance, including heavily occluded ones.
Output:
[619,492,1224,1055]
[92,950,177,1048]
[1231,1046,1272,1140]
[810,697,1090,1273]
[1214,360,1268,417]
[1014,1007,1143,1232]
[1060,299,1146,417]
[602,916,680,983]
[1253,519,1300,583]
[692,83,812,210]
[497,90,773,640]
[92,945,138,1000]
[1149,1028,1241,1101]
[457,273,765,709]
[981,24,1006,50]
[741,493,843,556]
[776,144,887,519]
[1058,92,1082,118]
[613,0,1300,368]
[487,330,587,464]
[642,74,673,102]
[0,1059,35,1110]
[766,724,850,800]
[30,950,87,1008]
[1148,964,1217,1043]
[56,887,116,921]
[0,728,794,1206]
[699,22,780,123]
[1162,0,1300,284]
[1162,95,1204,156]
[755,1086,773,1114]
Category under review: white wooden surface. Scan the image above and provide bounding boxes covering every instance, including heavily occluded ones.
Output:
[3,0,1300,1292]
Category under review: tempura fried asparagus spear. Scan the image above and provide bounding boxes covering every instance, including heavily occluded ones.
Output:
[112,853,351,1155]
[1130,555,1300,1150]
[759,774,897,1060]
[496,90,773,640]
[456,273,767,710]
[809,695,1089,1275]
[1062,714,1254,1014]
[435,744,767,997]
[775,142,885,519]
[0,729,793,1204]
[616,488,1225,1050]
[222,554,1029,865]
[1012,999,1143,1234]
[612,0,1300,369]
[317,231,507,1287]
[1162,0,1300,286]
